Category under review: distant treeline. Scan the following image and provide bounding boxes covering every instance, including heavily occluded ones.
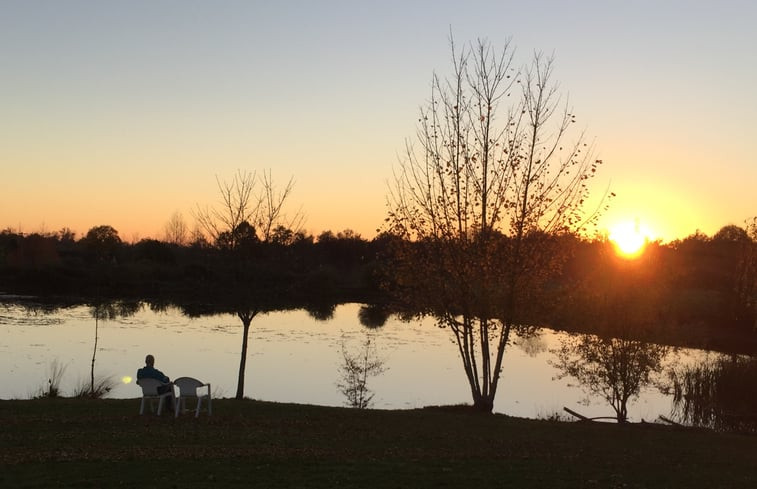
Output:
[1,223,755,352]
[0,225,386,305]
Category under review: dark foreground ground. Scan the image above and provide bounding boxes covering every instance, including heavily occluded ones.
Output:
[1,398,755,488]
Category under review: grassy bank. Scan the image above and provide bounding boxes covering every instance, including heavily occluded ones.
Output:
[1,398,755,488]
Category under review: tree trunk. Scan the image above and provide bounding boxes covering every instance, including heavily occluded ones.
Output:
[472,395,494,413]
[235,311,256,400]
[618,403,628,423]
[90,315,98,396]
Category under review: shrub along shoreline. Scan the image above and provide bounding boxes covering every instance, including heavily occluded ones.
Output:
[1,398,754,488]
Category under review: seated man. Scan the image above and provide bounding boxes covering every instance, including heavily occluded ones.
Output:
[137,354,173,409]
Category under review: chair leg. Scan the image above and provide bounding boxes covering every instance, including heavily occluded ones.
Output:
[195,397,202,418]
[157,396,164,416]
[139,398,146,415]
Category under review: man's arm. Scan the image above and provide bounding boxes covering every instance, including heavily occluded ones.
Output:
[156,369,169,383]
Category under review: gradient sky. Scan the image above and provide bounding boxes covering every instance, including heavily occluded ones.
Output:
[2,0,755,243]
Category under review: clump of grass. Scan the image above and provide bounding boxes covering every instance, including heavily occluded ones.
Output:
[668,354,757,433]
[537,409,571,422]
[72,375,118,399]
[211,386,227,399]
[34,359,67,399]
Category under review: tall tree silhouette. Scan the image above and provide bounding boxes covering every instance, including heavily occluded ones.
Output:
[387,36,607,412]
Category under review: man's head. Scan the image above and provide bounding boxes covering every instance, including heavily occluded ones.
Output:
[145,354,155,367]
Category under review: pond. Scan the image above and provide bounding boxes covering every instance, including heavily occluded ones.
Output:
[0,301,702,421]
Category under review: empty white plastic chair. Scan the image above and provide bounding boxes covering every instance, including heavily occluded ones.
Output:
[173,377,212,418]
[137,378,175,416]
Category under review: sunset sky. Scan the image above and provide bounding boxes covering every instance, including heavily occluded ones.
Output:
[2,1,755,243]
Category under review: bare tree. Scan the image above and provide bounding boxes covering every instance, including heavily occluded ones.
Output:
[163,211,188,246]
[193,170,258,249]
[386,36,607,412]
[337,334,387,409]
[193,169,304,248]
[256,170,305,243]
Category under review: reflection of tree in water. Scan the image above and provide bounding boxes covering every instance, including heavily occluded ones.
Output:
[515,330,547,357]
[358,304,390,329]
[90,300,142,321]
[552,333,668,423]
[305,302,336,321]
[667,354,757,433]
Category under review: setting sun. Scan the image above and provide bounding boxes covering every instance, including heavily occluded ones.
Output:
[608,220,653,258]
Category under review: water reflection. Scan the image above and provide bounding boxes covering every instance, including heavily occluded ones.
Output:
[0,299,701,421]
[305,302,336,321]
[357,304,390,329]
[514,330,548,357]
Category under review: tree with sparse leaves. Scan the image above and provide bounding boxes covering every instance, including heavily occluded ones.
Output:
[386,36,607,412]
[553,332,668,423]
[337,334,387,409]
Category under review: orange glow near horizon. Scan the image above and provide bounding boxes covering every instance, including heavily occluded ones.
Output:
[608,219,654,259]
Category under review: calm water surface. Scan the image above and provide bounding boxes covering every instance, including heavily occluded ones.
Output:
[1,302,695,420]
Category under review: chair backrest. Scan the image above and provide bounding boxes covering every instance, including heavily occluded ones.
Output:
[137,378,164,396]
[174,377,204,397]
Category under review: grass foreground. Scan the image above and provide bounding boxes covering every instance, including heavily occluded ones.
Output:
[1,398,755,488]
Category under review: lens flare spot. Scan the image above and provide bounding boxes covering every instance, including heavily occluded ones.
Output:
[122,376,133,384]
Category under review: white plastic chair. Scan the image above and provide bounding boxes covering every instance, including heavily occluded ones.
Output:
[173,377,212,418]
[137,378,175,416]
